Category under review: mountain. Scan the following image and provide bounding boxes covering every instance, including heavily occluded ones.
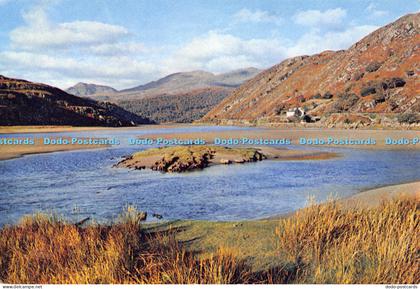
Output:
[73,68,260,123]
[0,75,153,126]
[93,67,261,101]
[66,82,117,97]
[203,13,419,127]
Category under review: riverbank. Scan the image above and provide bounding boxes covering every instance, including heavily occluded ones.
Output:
[140,127,420,150]
[0,124,172,134]
[0,137,107,161]
[342,181,420,209]
[0,125,418,162]
[1,194,417,284]
[143,180,419,272]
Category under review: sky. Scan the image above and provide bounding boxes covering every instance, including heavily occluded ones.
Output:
[0,0,418,89]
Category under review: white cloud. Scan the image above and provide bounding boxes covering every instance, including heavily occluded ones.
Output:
[161,31,288,74]
[287,25,378,56]
[0,50,159,88]
[2,2,156,89]
[233,8,282,25]
[294,8,347,28]
[1,2,381,90]
[10,5,128,50]
[0,0,10,5]
[86,42,147,56]
[366,3,389,18]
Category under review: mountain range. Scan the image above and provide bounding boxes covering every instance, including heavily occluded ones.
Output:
[66,68,260,123]
[203,13,419,127]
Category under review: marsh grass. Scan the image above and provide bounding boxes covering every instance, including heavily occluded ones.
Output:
[276,198,419,284]
[0,198,418,284]
[0,208,252,284]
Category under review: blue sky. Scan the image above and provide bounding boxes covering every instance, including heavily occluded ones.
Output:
[0,0,418,89]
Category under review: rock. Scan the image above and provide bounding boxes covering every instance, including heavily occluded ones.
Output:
[152,213,163,219]
[406,70,415,77]
[75,217,91,227]
[322,92,333,99]
[220,159,232,164]
[353,72,365,81]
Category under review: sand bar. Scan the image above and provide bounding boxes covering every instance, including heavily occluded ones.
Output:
[0,137,107,161]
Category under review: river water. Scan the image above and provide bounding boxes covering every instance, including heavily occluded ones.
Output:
[0,126,419,226]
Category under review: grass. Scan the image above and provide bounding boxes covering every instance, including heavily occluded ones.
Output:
[0,198,418,284]
[276,198,419,283]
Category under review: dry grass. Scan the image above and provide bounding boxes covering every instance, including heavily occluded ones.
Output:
[0,198,418,284]
[0,207,253,284]
[276,198,419,284]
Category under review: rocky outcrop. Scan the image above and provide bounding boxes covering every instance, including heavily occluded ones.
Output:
[115,145,267,173]
[151,152,210,172]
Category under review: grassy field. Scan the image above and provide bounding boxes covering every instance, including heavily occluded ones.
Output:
[0,197,418,284]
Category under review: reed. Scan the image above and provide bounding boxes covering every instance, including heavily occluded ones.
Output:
[275,198,419,284]
[0,198,418,284]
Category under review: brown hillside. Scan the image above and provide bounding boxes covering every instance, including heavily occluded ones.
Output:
[203,13,419,126]
[0,75,153,126]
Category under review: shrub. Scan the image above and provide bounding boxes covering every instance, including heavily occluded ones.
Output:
[331,93,359,112]
[360,86,376,97]
[381,78,406,90]
[365,62,382,73]
[397,113,419,124]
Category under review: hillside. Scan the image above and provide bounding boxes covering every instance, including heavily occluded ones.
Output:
[203,13,419,127]
[118,87,230,123]
[0,75,152,126]
[66,82,117,97]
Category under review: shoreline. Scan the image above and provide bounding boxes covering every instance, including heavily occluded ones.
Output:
[341,180,420,209]
[0,124,417,161]
[0,137,108,161]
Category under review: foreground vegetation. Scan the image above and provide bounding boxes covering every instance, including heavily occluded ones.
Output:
[0,198,418,284]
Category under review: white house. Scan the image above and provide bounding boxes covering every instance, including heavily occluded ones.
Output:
[286,107,306,118]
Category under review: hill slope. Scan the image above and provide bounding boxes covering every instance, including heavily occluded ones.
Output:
[118,87,230,123]
[0,75,152,126]
[203,13,419,127]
